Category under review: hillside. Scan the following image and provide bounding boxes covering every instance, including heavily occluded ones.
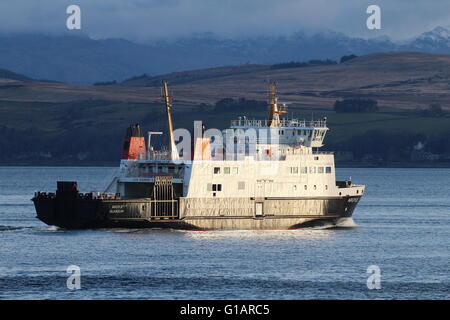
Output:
[0,68,32,81]
[120,52,450,111]
[2,52,448,109]
[1,51,450,165]
[0,26,449,84]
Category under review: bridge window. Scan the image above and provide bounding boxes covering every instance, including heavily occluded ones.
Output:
[290,167,298,174]
[224,167,230,174]
[212,184,222,191]
[301,167,308,174]
[213,167,221,174]
[238,181,245,190]
[318,167,324,174]
[314,156,319,160]
[309,167,316,174]
[326,167,332,174]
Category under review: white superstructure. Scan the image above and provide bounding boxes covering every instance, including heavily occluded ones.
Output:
[100,82,364,230]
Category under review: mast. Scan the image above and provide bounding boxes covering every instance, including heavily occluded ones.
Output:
[267,81,287,127]
[162,81,178,160]
[267,81,277,127]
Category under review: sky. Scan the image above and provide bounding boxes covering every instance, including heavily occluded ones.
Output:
[0,0,449,42]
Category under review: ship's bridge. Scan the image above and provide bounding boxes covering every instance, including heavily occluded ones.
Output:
[228,117,329,148]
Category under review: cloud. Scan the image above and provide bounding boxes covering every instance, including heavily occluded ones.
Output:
[0,0,448,41]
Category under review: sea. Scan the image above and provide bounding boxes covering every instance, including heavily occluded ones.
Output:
[0,167,448,299]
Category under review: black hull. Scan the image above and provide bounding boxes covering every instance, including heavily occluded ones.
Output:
[33,192,361,230]
[33,195,100,229]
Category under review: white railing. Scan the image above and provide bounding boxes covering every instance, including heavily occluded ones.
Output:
[230,118,327,128]
[138,150,172,161]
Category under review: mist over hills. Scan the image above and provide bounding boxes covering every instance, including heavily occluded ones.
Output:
[0,26,450,84]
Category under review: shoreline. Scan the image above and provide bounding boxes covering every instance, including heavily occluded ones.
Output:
[1,161,450,168]
[336,161,450,168]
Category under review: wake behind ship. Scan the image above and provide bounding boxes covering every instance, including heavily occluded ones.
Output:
[33,82,364,230]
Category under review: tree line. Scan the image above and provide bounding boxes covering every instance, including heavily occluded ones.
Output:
[327,130,450,162]
[270,59,337,70]
[334,98,379,113]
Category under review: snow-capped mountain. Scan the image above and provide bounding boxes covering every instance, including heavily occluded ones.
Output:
[408,26,450,51]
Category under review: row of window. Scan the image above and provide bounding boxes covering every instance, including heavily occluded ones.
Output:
[289,166,332,174]
[209,184,222,192]
[141,165,181,174]
[277,129,323,137]
[208,182,246,192]
[312,130,326,141]
[297,184,328,191]
[213,166,332,175]
[207,182,331,193]
[292,184,329,190]
[213,167,239,175]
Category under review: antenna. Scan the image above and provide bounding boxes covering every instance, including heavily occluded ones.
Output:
[161,81,178,160]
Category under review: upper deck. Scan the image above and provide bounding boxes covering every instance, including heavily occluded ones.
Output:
[227,117,329,148]
[230,118,327,129]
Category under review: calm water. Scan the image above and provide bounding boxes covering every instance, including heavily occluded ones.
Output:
[0,167,448,300]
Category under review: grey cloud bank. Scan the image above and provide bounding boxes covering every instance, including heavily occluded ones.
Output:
[0,0,449,41]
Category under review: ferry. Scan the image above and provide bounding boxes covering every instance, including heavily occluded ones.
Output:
[33,82,365,230]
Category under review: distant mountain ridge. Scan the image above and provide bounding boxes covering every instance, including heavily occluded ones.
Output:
[0,26,449,84]
[0,67,32,81]
[411,26,450,51]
